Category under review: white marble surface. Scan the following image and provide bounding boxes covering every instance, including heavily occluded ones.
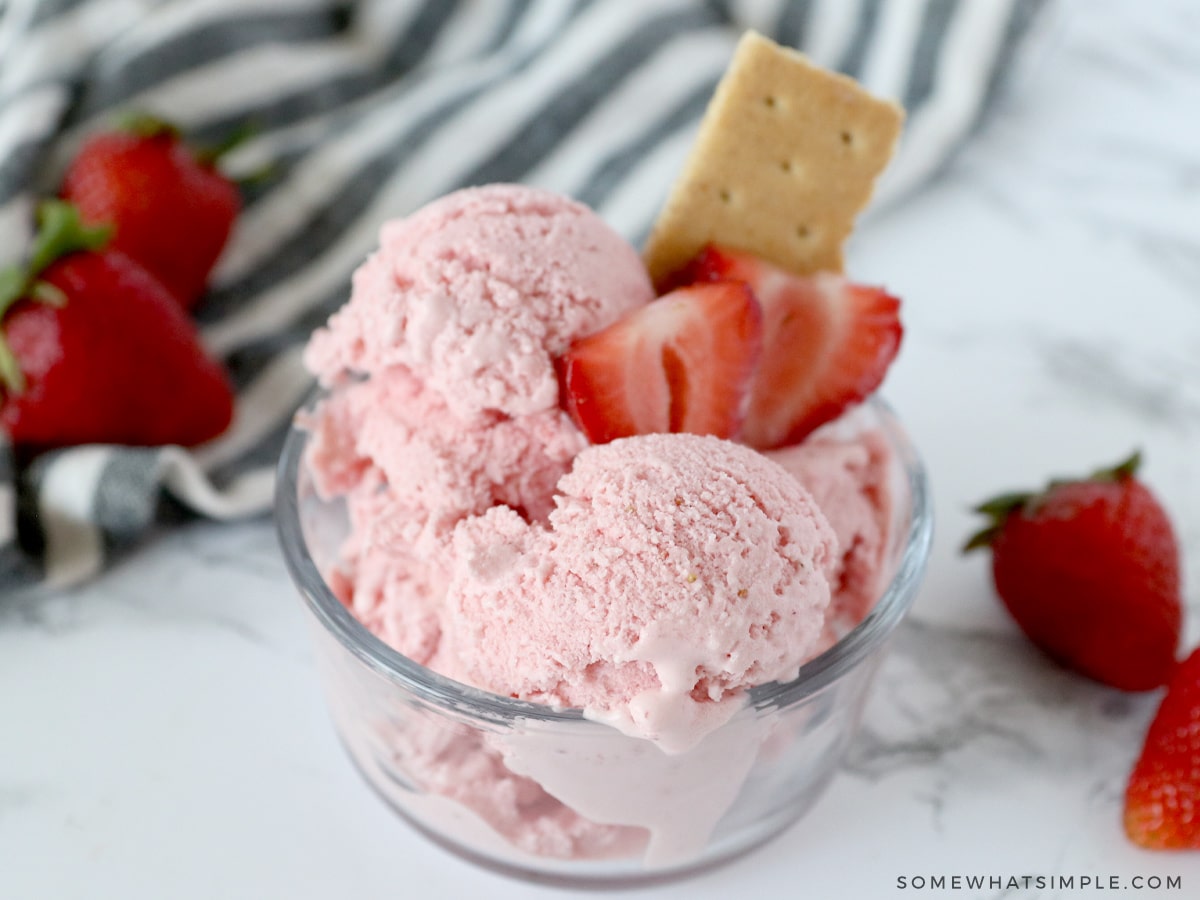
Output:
[4,1,1200,897]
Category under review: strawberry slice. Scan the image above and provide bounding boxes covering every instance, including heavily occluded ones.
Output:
[558,282,761,444]
[1125,646,1200,849]
[676,245,902,449]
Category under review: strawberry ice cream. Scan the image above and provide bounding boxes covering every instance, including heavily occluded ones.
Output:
[297,182,905,869]
[305,184,654,417]
[446,433,836,752]
[302,184,650,670]
[767,427,893,631]
[301,365,585,666]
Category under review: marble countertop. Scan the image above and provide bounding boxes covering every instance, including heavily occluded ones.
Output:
[4,1,1200,897]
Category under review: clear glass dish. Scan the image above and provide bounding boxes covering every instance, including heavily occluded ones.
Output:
[275,396,932,888]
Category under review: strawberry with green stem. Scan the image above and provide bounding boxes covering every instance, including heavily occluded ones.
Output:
[61,112,248,309]
[0,201,234,448]
[965,451,1183,692]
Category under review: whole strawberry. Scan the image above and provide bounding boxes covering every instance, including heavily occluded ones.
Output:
[0,201,234,448]
[61,113,240,309]
[965,452,1183,692]
[1125,646,1200,849]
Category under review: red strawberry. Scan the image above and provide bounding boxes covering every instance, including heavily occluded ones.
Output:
[0,201,234,448]
[558,282,761,444]
[671,245,902,449]
[965,452,1183,692]
[1125,646,1200,849]
[61,113,241,309]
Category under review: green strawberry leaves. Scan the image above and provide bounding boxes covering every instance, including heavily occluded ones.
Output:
[962,450,1143,553]
[0,201,112,394]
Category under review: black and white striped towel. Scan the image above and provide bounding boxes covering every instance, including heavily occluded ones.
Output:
[0,0,1045,590]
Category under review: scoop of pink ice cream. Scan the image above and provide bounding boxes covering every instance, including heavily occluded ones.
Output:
[765,429,893,631]
[329,537,449,667]
[305,184,654,417]
[388,721,648,860]
[444,433,837,752]
[302,366,585,553]
[302,365,586,665]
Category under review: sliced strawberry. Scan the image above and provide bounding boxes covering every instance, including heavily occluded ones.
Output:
[676,245,902,449]
[558,282,761,444]
[1125,646,1200,849]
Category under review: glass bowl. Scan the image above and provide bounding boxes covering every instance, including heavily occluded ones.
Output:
[275,396,932,888]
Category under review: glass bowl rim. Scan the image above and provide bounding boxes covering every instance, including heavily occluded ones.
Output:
[275,393,933,726]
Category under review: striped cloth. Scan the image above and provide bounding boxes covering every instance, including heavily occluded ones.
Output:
[0,0,1044,589]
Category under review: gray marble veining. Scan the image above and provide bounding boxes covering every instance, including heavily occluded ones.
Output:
[848,618,1155,784]
[1034,339,1200,430]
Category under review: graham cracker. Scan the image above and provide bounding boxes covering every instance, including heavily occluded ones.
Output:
[642,30,903,285]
